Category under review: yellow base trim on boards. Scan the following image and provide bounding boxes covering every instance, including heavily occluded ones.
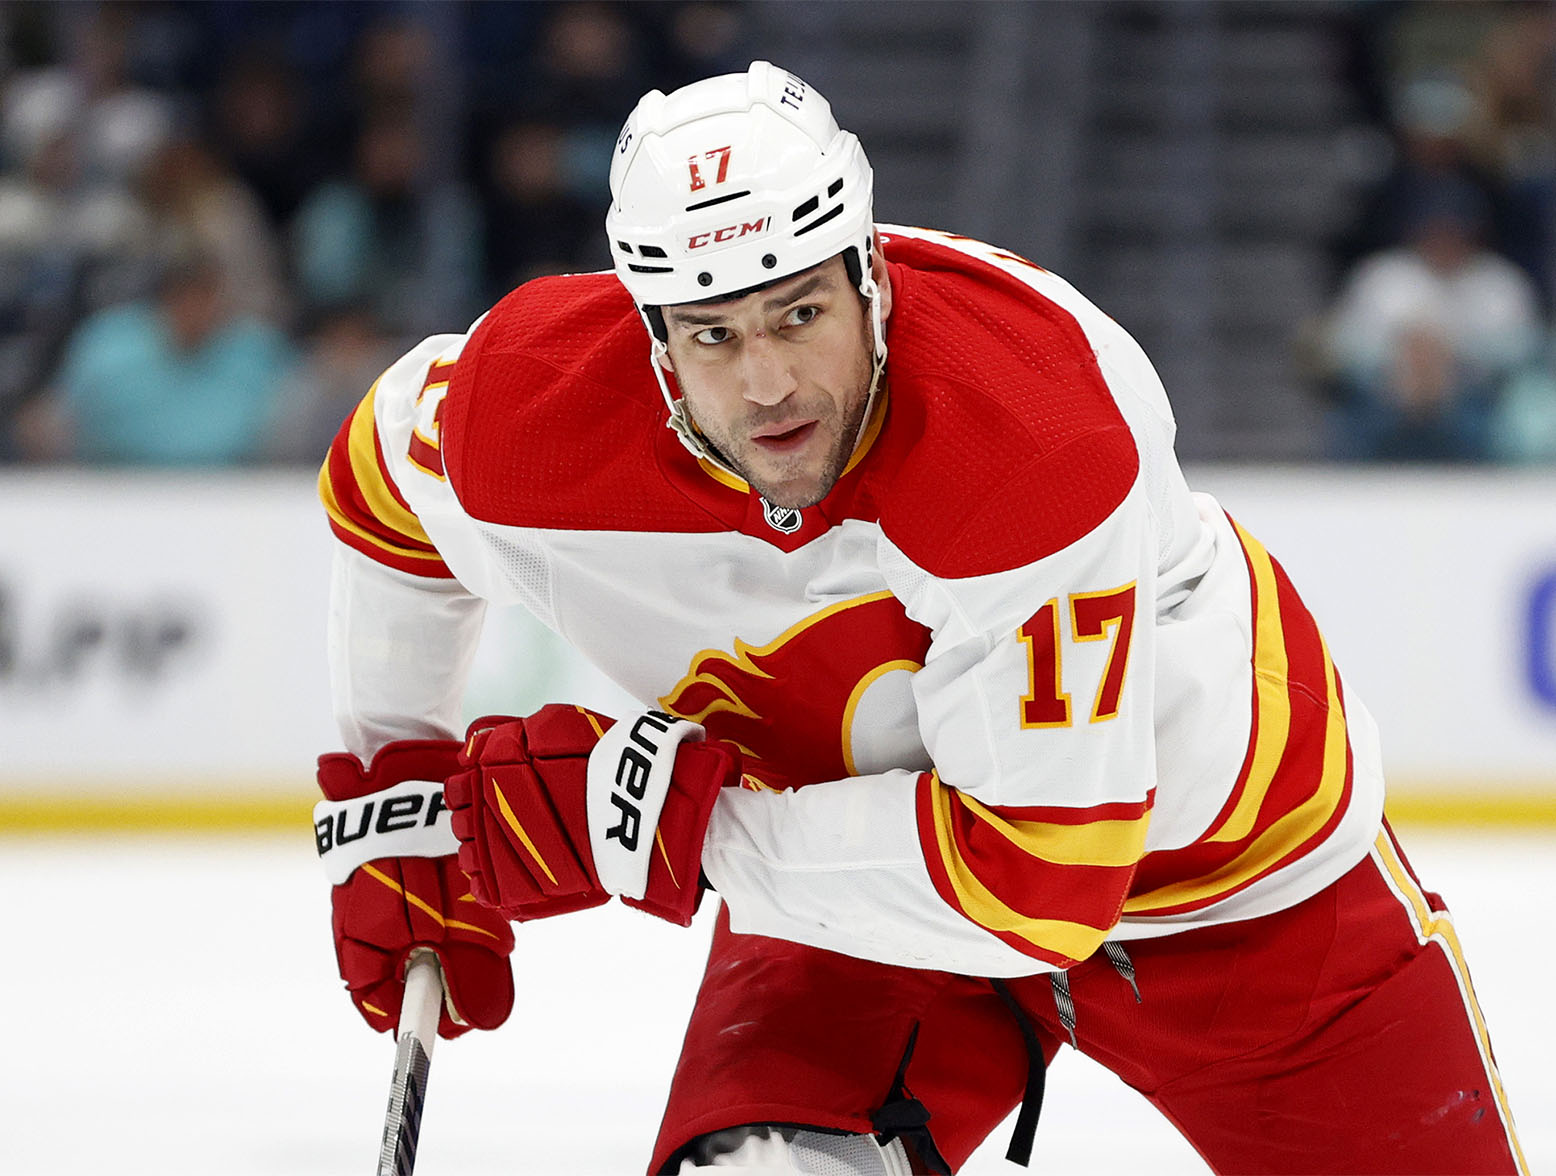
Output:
[0,789,315,835]
[1383,789,1556,829]
[1,782,1555,835]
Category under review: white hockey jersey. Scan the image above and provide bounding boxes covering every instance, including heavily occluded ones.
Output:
[319,226,1386,978]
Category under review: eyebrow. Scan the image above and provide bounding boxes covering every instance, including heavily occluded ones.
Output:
[667,272,836,328]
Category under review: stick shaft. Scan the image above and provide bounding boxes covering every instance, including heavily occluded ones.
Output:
[377,950,444,1176]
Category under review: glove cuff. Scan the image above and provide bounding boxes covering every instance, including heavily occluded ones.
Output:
[315,739,464,884]
[314,780,461,884]
[623,739,742,927]
[317,739,464,801]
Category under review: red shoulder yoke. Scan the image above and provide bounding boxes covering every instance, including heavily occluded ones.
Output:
[868,234,1140,579]
[439,274,731,533]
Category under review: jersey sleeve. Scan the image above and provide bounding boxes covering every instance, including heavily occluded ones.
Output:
[891,480,1156,968]
[318,335,470,579]
[317,332,493,759]
[327,545,487,760]
[701,480,1155,976]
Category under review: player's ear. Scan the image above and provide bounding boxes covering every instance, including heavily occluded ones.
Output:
[871,245,893,324]
[656,346,676,373]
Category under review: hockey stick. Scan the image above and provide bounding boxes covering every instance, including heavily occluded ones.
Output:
[377,948,445,1176]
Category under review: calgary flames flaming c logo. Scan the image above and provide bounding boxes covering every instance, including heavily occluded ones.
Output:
[658,591,932,790]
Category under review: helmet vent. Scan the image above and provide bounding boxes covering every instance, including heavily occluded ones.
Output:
[685,190,751,212]
[616,240,634,253]
[793,203,844,237]
[827,178,844,197]
[628,263,675,274]
[638,244,668,258]
[791,194,820,221]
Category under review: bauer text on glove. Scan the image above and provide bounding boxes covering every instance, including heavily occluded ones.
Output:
[314,739,516,1038]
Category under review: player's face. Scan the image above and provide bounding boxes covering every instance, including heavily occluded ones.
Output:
[662,255,883,510]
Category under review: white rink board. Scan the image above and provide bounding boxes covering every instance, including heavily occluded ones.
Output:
[1191,465,1556,786]
[0,467,1553,796]
[0,470,340,786]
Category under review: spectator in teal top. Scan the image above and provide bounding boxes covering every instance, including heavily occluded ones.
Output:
[15,253,296,465]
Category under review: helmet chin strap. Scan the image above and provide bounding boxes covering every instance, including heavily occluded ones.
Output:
[642,272,889,483]
[642,316,736,474]
[855,268,888,452]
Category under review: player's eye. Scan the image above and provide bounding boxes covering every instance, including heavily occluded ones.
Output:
[784,305,821,328]
[692,326,732,346]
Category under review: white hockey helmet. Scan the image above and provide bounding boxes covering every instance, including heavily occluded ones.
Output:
[606,60,877,340]
[606,62,887,467]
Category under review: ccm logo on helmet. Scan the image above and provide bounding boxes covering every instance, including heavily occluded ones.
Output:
[687,217,772,250]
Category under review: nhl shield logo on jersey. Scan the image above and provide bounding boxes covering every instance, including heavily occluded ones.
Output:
[760,497,803,534]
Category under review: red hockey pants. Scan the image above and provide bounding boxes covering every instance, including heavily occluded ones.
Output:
[650,824,1525,1174]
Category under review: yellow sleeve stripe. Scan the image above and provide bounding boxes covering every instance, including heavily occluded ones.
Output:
[491,781,560,887]
[927,780,1111,962]
[318,458,448,565]
[954,792,1150,869]
[1206,517,1291,844]
[345,383,436,547]
[360,863,502,942]
[1124,632,1349,913]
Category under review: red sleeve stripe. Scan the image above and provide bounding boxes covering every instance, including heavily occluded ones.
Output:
[917,771,1149,967]
[985,796,1153,826]
[318,388,453,579]
[1123,516,1354,916]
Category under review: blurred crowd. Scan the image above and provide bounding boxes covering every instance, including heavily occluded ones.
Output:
[0,1,1553,468]
[1317,0,1556,463]
[0,0,747,466]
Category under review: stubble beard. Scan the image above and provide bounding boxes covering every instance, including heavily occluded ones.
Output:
[691,334,876,512]
[746,380,870,510]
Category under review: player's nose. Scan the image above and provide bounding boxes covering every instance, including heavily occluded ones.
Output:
[739,334,797,406]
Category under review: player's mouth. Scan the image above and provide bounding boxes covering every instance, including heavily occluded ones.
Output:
[750,420,819,453]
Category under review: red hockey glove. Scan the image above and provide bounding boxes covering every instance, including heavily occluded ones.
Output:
[445,704,741,927]
[315,740,515,1038]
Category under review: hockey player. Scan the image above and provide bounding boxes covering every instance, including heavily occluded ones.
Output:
[312,62,1525,1174]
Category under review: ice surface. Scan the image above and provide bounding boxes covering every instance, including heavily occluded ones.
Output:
[1,827,1547,1175]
